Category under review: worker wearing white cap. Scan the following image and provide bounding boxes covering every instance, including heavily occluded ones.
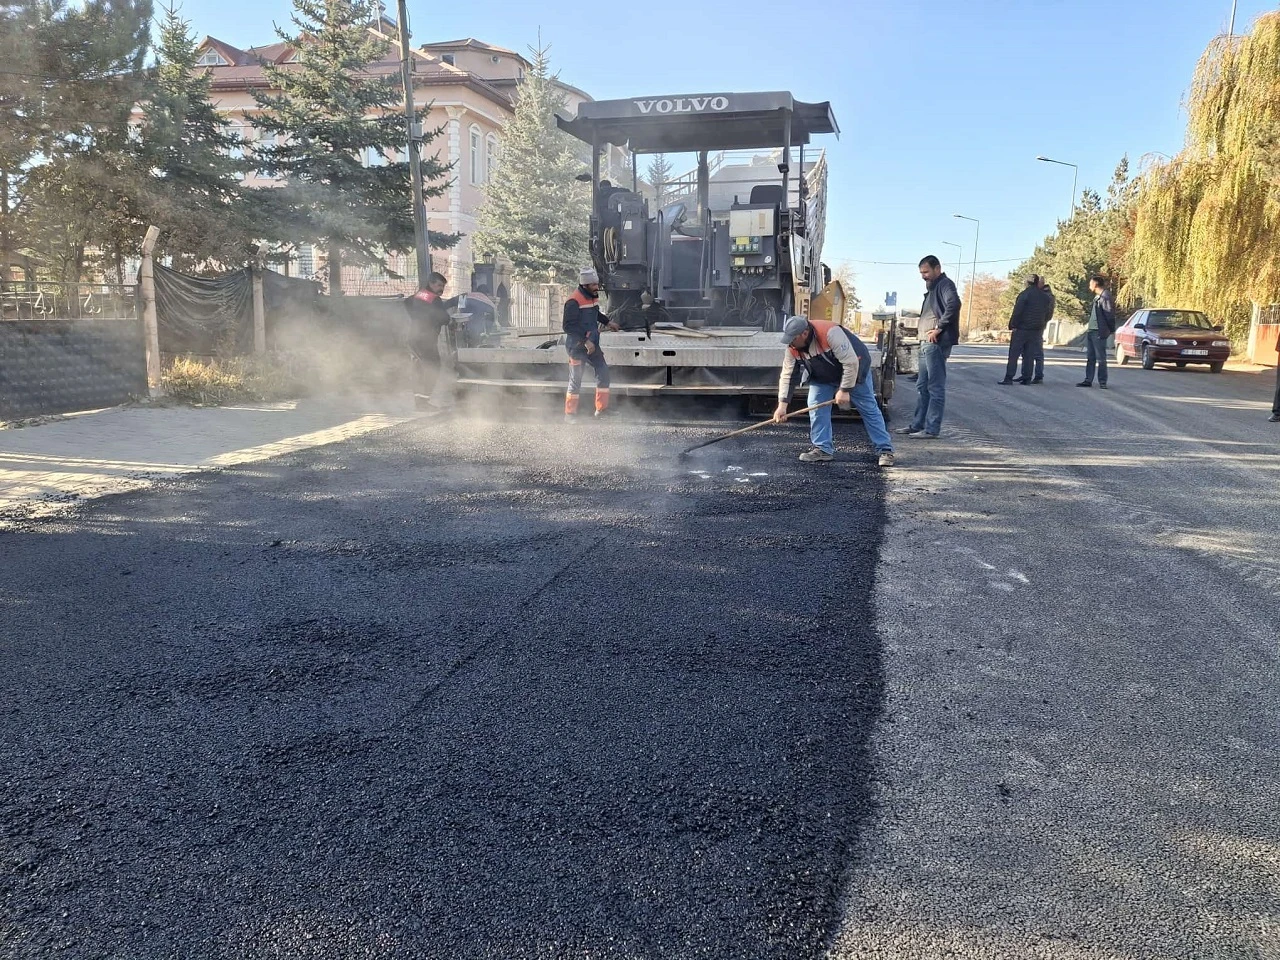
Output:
[562,267,620,418]
[773,315,895,467]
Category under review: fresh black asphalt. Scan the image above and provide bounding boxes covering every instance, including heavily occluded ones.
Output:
[1,412,887,959]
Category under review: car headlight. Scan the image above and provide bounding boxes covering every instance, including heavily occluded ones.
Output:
[1212,340,1230,347]
[1156,338,1178,345]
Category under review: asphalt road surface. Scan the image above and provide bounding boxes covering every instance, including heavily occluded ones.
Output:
[1,409,887,959]
[3,345,1279,959]
[829,345,1280,959]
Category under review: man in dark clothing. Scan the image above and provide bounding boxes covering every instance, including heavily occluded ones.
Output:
[896,255,962,439]
[563,267,620,418]
[999,274,1052,385]
[1270,340,1280,422]
[1078,274,1117,389]
[1033,278,1055,382]
[404,271,457,410]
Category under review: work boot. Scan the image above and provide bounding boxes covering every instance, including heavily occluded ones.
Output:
[799,448,834,463]
[878,451,895,468]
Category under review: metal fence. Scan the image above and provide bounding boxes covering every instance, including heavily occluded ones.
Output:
[0,282,138,322]
[507,281,565,329]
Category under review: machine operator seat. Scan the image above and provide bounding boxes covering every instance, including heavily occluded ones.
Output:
[749,184,785,206]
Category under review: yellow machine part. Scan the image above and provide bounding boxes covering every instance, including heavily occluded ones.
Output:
[808,280,847,326]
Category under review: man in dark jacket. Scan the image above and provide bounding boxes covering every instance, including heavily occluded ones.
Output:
[1078,274,1117,389]
[1270,338,1280,422]
[404,271,456,410]
[563,267,620,418]
[1033,278,1055,382]
[896,255,962,438]
[999,275,1052,385]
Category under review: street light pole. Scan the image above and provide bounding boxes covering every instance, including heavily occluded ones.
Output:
[1229,0,1238,35]
[1036,155,1078,219]
[396,0,431,289]
[941,241,963,279]
[954,215,979,339]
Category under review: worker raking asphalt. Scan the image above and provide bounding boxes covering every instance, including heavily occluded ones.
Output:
[0,411,887,959]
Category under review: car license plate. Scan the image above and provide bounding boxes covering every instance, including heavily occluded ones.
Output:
[1182,348,1209,356]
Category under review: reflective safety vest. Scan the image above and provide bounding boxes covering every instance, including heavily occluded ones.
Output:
[787,318,871,386]
[563,288,604,345]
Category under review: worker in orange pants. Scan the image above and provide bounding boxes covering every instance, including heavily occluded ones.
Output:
[563,267,619,418]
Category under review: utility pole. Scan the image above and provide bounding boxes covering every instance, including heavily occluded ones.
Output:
[396,0,430,289]
[1229,0,1238,35]
[954,214,980,339]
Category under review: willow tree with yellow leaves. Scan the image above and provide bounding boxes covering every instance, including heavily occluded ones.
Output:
[1127,12,1280,339]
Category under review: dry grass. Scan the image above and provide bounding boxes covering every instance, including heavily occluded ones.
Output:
[161,354,312,406]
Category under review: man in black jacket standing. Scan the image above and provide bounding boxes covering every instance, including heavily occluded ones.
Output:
[999,275,1052,385]
[1078,274,1117,389]
[897,255,962,438]
[1033,278,1055,383]
[404,271,456,410]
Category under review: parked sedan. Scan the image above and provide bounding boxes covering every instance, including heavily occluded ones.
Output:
[1115,309,1231,373]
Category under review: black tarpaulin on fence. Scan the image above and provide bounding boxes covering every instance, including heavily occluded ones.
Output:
[153,263,411,357]
[153,263,253,355]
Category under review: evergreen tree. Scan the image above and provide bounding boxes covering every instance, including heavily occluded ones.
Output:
[472,42,590,284]
[250,0,455,294]
[1002,161,1134,326]
[4,0,152,281]
[645,153,673,207]
[132,3,252,271]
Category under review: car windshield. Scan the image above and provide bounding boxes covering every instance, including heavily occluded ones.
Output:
[1146,310,1214,330]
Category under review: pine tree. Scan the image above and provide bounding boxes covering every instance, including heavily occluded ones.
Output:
[472,42,590,284]
[132,3,252,271]
[250,0,455,294]
[5,0,152,281]
[645,153,673,208]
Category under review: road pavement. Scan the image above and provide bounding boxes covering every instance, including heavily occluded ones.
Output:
[829,345,1280,959]
[1,409,887,959]
[2,345,1278,958]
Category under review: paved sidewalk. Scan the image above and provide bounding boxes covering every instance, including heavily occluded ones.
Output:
[0,396,420,521]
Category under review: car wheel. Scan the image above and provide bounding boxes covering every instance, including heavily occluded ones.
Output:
[1209,361,1224,373]
[1175,360,1187,368]
[1116,341,1129,365]
[1141,344,1155,370]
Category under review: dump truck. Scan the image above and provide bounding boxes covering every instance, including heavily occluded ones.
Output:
[454,91,896,413]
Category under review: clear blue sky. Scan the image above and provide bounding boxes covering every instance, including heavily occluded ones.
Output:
[180,0,1274,309]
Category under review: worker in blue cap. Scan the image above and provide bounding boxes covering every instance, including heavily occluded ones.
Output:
[773,314,895,467]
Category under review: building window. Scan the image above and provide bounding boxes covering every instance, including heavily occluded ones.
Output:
[196,49,227,66]
[469,125,482,185]
[255,132,277,179]
[486,134,499,182]
[227,123,247,180]
[442,54,455,65]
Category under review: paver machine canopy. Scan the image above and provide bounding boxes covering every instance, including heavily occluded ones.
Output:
[557,91,839,333]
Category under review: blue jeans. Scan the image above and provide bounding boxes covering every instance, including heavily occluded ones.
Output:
[910,341,952,435]
[807,379,894,455]
[1084,330,1109,385]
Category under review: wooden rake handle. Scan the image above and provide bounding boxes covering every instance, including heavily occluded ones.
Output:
[679,399,839,456]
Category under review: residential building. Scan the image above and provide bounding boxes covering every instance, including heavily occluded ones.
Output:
[185,24,627,296]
